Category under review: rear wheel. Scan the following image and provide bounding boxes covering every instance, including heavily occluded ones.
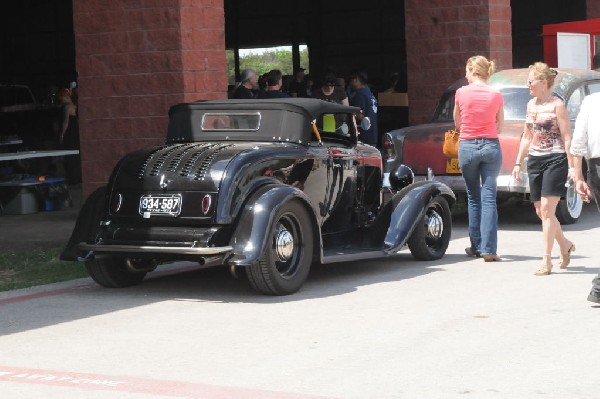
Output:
[407,196,452,260]
[86,257,150,288]
[246,200,313,295]
[556,185,582,225]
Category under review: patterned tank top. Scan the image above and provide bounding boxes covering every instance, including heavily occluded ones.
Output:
[525,96,565,156]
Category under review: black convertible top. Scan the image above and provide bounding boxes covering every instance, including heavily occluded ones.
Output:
[169,98,360,120]
[167,98,361,144]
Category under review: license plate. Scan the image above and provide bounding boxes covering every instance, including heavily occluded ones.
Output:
[139,194,182,217]
[446,158,461,174]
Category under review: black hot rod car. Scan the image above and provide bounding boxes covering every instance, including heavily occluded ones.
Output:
[62,98,455,295]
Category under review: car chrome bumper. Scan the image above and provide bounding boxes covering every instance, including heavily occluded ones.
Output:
[413,173,530,193]
[79,243,233,256]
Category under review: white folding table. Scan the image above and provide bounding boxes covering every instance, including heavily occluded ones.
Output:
[0,150,79,161]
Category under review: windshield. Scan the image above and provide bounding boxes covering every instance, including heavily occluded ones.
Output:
[500,87,531,121]
[431,86,532,123]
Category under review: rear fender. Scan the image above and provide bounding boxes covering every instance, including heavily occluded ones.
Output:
[228,184,320,266]
[60,186,108,261]
[384,181,454,254]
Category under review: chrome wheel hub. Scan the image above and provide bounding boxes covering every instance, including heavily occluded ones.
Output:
[275,228,294,262]
[426,210,444,239]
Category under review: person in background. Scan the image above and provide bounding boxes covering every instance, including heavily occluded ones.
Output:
[383,72,400,93]
[312,73,349,105]
[232,68,258,99]
[287,68,308,97]
[511,62,575,276]
[59,87,81,185]
[349,71,378,146]
[257,69,290,99]
[336,77,346,94]
[570,90,600,303]
[257,72,269,98]
[454,55,504,262]
[305,75,314,97]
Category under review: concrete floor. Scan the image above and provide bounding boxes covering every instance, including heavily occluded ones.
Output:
[0,185,81,251]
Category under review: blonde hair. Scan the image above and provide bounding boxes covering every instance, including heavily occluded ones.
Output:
[528,62,558,88]
[466,55,496,80]
[529,62,558,88]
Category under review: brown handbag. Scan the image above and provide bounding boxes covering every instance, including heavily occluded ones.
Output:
[443,129,460,158]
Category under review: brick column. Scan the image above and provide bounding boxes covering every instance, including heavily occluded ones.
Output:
[405,0,512,125]
[588,2,600,19]
[73,0,227,196]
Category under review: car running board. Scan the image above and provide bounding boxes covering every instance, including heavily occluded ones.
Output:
[321,248,403,264]
[78,242,233,256]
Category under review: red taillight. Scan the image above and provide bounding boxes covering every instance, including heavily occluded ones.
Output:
[202,194,212,215]
[110,193,123,213]
[383,136,395,160]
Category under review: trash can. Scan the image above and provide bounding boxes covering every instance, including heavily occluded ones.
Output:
[0,180,42,215]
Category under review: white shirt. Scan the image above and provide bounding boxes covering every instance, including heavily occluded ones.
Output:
[571,92,600,159]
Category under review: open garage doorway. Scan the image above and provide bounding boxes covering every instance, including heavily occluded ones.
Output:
[226,45,310,84]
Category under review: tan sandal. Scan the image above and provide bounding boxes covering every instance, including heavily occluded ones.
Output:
[534,255,553,276]
[559,242,575,269]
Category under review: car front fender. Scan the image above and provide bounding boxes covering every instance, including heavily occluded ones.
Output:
[228,184,319,266]
[383,181,455,254]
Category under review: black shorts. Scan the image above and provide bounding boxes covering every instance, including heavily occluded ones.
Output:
[527,153,568,201]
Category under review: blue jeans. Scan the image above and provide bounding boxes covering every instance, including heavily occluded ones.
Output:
[458,138,502,255]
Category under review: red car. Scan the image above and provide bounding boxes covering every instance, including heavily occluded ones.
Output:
[384,68,600,224]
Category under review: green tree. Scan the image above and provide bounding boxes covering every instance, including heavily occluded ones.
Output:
[227,47,310,85]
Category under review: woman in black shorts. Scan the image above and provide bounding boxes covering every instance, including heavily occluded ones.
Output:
[511,62,575,276]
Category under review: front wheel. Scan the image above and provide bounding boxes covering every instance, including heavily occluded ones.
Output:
[556,185,583,225]
[407,196,452,260]
[246,200,314,295]
[86,256,149,288]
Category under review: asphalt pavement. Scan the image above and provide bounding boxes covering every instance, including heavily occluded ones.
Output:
[1,200,600,398]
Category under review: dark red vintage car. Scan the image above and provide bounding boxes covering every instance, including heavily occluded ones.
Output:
[384,68,600,224]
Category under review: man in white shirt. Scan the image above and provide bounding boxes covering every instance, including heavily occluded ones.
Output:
[571,91,600,304]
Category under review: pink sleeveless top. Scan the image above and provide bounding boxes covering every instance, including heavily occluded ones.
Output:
[525,96,565,156]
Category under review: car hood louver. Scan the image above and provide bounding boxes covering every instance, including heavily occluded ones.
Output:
[115,143,236,192]
[138,143,233,179]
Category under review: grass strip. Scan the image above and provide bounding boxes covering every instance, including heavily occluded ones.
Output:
[0,248,88,292]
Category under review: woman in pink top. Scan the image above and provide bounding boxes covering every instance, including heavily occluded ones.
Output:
[454,55,504,262]
[511,62,575,276]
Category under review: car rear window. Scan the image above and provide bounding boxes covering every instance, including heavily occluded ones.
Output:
[201,112,261,131]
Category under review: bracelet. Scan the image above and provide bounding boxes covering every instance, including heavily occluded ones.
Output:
[568,167,575,172]
[514,164,521,167]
